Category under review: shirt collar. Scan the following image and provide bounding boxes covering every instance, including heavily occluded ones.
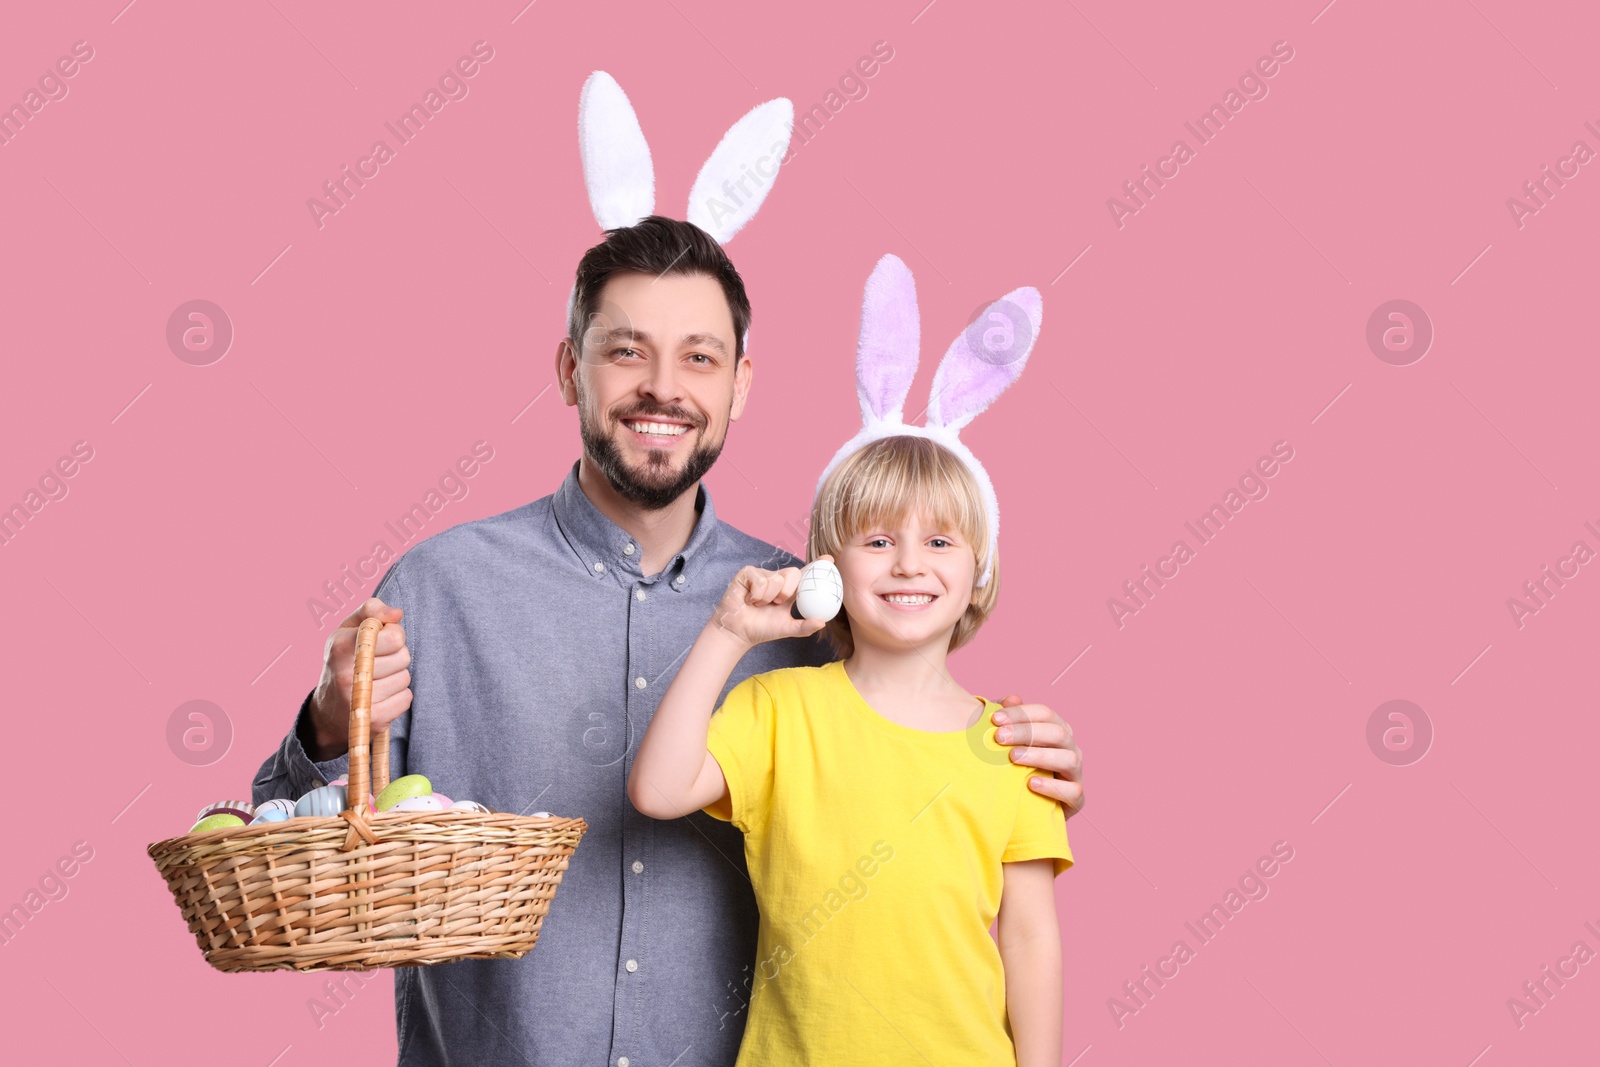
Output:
[551,459,720,590]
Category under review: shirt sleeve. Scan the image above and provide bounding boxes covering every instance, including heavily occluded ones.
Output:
[703,673,779,835]
[250,688,349,804]
[1002,770,1075,877]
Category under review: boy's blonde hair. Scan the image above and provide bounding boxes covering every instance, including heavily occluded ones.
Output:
[805,435,1000,659]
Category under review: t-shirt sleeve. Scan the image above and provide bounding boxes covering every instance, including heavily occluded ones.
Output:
[1002,770,1074,877]
[703,674,779,834]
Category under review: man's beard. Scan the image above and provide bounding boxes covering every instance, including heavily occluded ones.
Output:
[578,392,726,511]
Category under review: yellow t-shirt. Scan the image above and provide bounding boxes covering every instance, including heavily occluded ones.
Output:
[703,660,1073,1066]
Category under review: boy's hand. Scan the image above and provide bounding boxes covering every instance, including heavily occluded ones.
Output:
[710,557,832,648]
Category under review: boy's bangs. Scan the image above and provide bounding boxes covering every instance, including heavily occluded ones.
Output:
[822,437,987,554]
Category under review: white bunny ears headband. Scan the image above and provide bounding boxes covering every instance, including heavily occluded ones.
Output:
[814,255,1044,587]
[578,71,794,241]
[572,72,795,350]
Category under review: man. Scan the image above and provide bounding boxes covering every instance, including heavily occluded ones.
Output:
[254,216,1086,1067]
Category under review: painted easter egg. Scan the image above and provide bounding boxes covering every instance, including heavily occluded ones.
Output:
[449,800,490,813]
[529,811,553,819]
[249,808,290,825]
[253,798,296,820]
[375,774,433,812]
[328,777,347,787]
[795,559,844,620]
[191,813,245,833]
[294,784,348,818]
[391,795,444,813]
[431,794,452,808]
[195,799,255,824]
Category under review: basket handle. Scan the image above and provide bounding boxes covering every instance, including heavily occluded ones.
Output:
[345,616,391,813]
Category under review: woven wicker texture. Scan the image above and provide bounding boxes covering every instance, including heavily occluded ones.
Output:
[148,617,587,971]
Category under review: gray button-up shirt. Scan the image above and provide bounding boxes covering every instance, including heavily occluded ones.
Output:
[253,460,832,1067]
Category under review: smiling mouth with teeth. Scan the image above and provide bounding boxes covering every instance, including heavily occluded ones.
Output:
[881,593,936,605]
[623,419,692,438]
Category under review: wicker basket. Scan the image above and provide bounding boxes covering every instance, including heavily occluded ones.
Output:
[148,616,587,972]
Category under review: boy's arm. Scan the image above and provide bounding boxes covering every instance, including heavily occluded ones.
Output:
[996,859,1063,1067]
[628,562,825,821]
[627,620,748,820]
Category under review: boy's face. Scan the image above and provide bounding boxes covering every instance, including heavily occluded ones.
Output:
[559,270,752,509]
[833,507,977,654]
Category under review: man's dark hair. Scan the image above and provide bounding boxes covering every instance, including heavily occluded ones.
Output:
[568,215,752,360]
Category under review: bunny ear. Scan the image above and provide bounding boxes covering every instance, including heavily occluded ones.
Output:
[579,71,655,230]
[856,254,921,423]
[686,98,793,244]
[926,287,1043,433]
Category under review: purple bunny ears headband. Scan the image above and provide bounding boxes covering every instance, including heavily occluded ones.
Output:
[814,254,1044,588]
[573,72,796,350]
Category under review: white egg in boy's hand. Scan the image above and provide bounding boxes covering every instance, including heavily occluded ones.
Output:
[795,558,844,621]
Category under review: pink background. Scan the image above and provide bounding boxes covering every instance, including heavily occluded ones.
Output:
[1,1,1595,1063]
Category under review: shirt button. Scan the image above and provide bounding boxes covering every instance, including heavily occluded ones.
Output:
[625,959,639,973]
[674,575,686,585]
[632,860,643,874]
[618,1059,630,1067]
[635,676,647,689]
[624,542,635,555]
[593,561,605,573]
[635,588,647,601]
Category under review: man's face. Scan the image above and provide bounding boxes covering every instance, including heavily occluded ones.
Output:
[560,271,752,510]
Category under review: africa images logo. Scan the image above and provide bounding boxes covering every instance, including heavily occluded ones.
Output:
[306,41,496,229]
[1106,40,1296,229]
